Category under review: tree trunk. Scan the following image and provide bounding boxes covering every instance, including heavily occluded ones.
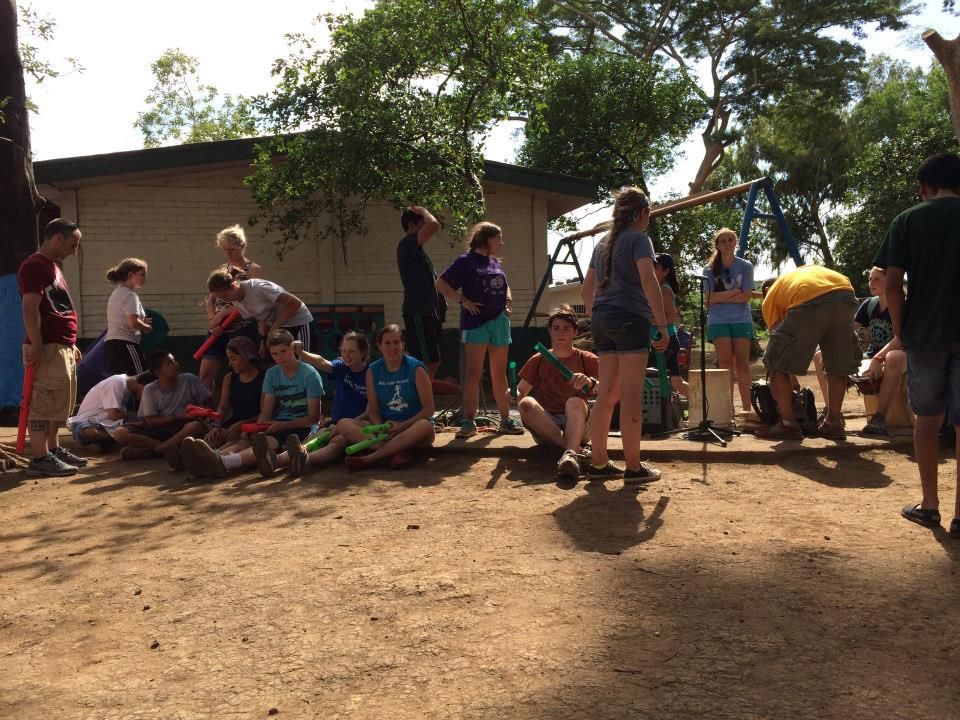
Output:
[923,29,960,145]
[0,0,43,275]
[688,104,732,194]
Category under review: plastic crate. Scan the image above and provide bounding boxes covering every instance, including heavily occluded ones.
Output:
[307,304,385,360]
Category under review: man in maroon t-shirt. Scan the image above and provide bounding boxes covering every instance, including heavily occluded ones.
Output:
[517,305,599,479]
[18,218,88,477]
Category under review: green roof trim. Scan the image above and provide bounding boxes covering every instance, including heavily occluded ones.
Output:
[34,136,598,200]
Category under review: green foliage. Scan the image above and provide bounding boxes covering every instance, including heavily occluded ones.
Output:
[517,53,701,193]
[250,0,549,259]
[16,2,83,112]
[134,49,258,148]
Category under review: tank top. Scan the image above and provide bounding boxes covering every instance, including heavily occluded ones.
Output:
[228,370,264,421]
[369,354,424,423]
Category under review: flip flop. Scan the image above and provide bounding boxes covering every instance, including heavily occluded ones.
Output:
[900,503,941,528]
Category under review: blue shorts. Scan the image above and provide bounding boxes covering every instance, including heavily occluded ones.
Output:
[906,342,960,425]
[590,307,651,355]
[462,312,511,347]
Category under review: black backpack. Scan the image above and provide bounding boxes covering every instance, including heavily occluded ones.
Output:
[751,382,819,437]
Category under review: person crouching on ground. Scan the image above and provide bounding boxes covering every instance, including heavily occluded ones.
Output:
[759,266,860,440]
[338,324,435,471]
[112,351,211,464]
[255,330,372,477]
[184,329,323,479]
[516,304,598,479]
[66,371,155,449]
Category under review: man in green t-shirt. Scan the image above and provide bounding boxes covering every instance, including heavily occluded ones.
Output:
[873,152,960,538]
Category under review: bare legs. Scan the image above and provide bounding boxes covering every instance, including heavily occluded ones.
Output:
[714,337,752,409]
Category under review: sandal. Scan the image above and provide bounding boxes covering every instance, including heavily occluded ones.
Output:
[900,503,941,528]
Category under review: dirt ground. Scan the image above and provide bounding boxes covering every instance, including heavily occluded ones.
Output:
[1,381,959,720]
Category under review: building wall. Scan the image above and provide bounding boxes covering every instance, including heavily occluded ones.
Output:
[66,166,550,338]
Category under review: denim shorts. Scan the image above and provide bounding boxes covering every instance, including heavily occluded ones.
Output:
[462,312,511,347]
[71,420,108,446]
[906,342,960,424]
[590,307,651,355]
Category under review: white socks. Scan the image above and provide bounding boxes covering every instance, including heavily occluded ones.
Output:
[222,454,243,470]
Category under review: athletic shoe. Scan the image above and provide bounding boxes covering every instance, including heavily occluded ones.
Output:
[285,434,308,477]
[817,417,847,440]
[577,448,593,473]
[624,462,662,484]
[456,419,478,438]
[121,446,156,461]
[755,421,803,441]
[389,450,414,469]
[586,461,625,481]
[862,413,887,436]
[162,446,185,471]
[193,440,227,479]
[51,446,88,468]
[180,437,208,480]
[556,450,581,478]
[26,453,78,477]
[251,433,277,478]
[497,417,525,435]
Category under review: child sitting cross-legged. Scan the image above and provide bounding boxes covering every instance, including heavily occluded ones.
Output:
[253,330,371,477]
[183,329,323,479]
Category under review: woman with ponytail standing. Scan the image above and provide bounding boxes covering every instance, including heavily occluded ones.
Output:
[702,227,755,411]
[105,258,152,375]
[581,188,669,483]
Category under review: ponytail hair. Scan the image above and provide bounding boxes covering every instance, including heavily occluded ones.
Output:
[106,258,147,284]
[598,187,649,290]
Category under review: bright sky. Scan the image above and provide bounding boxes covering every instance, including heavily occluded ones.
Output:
[22,0,957,275]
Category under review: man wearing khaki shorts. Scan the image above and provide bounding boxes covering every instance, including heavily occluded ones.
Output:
[759,265,860,440]
[18,218,88,477]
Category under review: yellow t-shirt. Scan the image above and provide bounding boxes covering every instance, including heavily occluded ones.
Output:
[762,266,853,329]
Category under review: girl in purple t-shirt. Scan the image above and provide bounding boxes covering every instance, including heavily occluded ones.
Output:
[436,222,525,438]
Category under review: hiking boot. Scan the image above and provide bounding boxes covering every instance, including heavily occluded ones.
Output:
[862,413,887,436]
[121,446,156,461]
[251,433,277,478]
[192,440,227,479]
[755,420,803,441]
[51,446,88,468]
[456,419,478,438]
[624,462,662,484]
[180,437,208,480]
[557,450,581,478]
[26,453,78,477]
[285,434,308,477]
[818,417,847,440]
[497,417,525,435]
[586,461,625,481]
[162,446,185,471]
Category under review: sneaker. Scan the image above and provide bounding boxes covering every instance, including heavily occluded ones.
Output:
[497,417,525,435]
[180,437,208,480]
[818,417,847,440]
[556,450,581,478]
[586,461,625,481]
[285,434,308,477]
[192,440,227,479]
[755,420,803,441]
[51,446,88,468]
[121,446,156,461]
[456,419,478,438]
[162,446,185,471]
[624,462,662,484]
[862,413,887,436]
[251,433,277,478]
[26,453,78,477]
[577,447,593,473]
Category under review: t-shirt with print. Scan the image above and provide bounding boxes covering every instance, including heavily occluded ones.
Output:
[236,279,314,328]
[106,286,145,343]
[854,297,894,358]
[439,252,509,330]
[17,252,78,346]
[702,257,754,325]
[873,197,960,350]
[369,354,424,423]
[518,348,599,415]
[588,230,655,318]
[139,373,211,417]
[397,233,446,321]
[329,358,368,421]
[262,362,324,422]
[68,374,130,431]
